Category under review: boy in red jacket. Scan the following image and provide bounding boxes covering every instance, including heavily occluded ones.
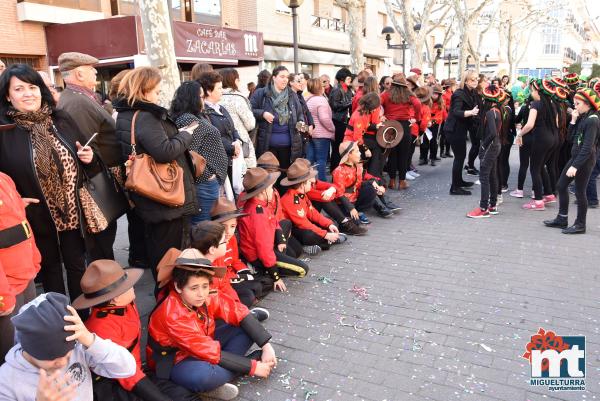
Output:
[281,159,346,254]
[0,172,41,363]
[238,168,308,292]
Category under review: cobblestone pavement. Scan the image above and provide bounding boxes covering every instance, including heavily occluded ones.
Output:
[117,147,600,401]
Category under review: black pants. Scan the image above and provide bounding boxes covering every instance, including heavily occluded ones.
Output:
[479,144,500,209]
[439,126,450,156]
[557,154,596,226]
[232,280,265,307]
[447,133,467,188]
[498,142,512,188]
[145,216,190,281]
[127,210,148,267]
[279,218,302,258]
[313,200,347,224]
[530,134,556,200]
[386,121,411,180]
[87,220,117,262]
[330,120,347,172]
[545,142,561,194]
[292,227,331,250]
[92,373,198,401]
[419,124,439,161]
[0,280,35,363]
[517,134,533,190]
[364,135,385,179]
[467,130,480,169]
[407,139,416,171]
[37,228,87,301]
[252,251,309,279]
[339,182,377,214]
[269,146,292,194]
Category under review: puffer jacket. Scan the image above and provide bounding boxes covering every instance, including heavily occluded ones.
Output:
[328,83,353,123]
[250,85,305,162]
[147,289,270,375]
[306,95,335,140]
[114,99,198,224]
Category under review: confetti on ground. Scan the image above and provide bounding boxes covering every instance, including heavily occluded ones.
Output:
[349,284,369,300]
[304,390,318,401]
[317,275,334,284]
[338,316,382,335]
[479,343,494,352]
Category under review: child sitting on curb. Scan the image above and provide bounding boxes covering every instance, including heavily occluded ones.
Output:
[0,292,136,401]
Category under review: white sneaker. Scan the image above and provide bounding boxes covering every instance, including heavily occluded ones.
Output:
[405,173,415,180]
[408,170,420,178]
[497,194,503,205]
[200,383,239,400]
[475,180,481,185]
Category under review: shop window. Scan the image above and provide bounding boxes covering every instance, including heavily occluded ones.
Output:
[0,55,41,69]
[301,63,314,78]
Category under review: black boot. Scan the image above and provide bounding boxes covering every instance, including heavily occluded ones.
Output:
[562,223,586,234]
[543,215,568,229]
[418,159,428,166]
[450,186,471,195]
[373,197,393,218]
[380,195,401,212]
[430,159,436,166]
[445,151,453,158]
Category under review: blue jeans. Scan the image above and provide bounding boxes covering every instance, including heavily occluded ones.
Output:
[170,324,253,392]
[192,178,220,224]
[586,152,600,204]
[306,138,331,181]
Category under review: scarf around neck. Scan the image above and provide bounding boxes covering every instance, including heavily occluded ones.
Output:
[269,84,290,125]
[7,104,71,220]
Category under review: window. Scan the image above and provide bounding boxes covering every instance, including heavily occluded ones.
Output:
[17,0,101,12]
[275,0,291,15]
[542,26,560,55]
[379,12,387,34]
[193,0,221,24]
[0,56,41,69]
[301,63,314,77]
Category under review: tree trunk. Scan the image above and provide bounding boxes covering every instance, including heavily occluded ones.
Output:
[138,0,180,107]
[347,4,364,73]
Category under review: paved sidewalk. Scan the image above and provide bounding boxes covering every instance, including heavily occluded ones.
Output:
[117,147,600,401]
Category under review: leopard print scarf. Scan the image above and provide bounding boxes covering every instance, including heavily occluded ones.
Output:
[8,104,71,222]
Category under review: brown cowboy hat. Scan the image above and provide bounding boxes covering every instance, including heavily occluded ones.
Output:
[156,248,227,289]
[442,78,457,88]
[432,84,444,95]
[280,158,318,186]
[256,151,284,172]
[339,141,357,165]
[210,197,248,223]
[414,86,431,103]
[406,75,420,88]
[376,120,404,149]
[72,260,144,309]
[239,167,281,201]
[391,75,409,87]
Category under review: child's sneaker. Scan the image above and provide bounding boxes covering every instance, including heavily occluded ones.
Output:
[467,207,490,219]
[509,189,523,198]
[543,194,557,204]
[302,245,322,256]
[358,212,371,225]
[488,206,499,215]
[522,200,545,210]
[496,194,503,205]
[200,383,239,400]
[250,307,270,322]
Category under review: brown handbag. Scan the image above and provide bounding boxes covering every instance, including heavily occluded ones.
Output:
[124,111,185,207]
[189,150,207,178]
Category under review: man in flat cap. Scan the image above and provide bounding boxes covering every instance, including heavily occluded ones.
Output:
[57,52,123,262]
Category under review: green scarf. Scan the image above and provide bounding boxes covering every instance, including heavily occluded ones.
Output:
[269,84,290,125]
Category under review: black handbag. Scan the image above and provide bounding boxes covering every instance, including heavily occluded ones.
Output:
[79,161,128,234]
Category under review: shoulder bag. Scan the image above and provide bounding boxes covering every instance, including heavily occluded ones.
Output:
[124,111,185,207]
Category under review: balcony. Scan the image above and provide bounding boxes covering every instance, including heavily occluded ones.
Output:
[311,15,347,33]
[16,0,104,24]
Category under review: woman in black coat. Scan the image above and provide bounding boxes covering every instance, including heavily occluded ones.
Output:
[0,64,97,300]
[443,70,482,195]
[328,67,354,170]
[250,66,305,170]
[114,67,198,277]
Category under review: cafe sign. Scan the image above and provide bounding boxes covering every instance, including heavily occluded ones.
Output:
[174,21,264,61]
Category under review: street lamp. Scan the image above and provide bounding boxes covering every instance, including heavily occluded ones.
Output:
[433,43,443,76]
[381,24,421,75]
[283,0,304,74]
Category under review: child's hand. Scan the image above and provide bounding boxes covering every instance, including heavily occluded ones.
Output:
[350,208,359,220]
[64,305,95,348]
[277,243,287,253]
[274,279,287,292]
[324,232,339,243]
[566,166,577,177]
[365,149,372,158]
[261,343,277,367]
[36,369,77,401]
[254,361,275,378]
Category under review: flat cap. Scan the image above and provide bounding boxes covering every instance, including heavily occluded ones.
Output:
[58,52,98,72]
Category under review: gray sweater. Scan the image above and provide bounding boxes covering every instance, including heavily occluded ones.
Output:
[0,336,136,401]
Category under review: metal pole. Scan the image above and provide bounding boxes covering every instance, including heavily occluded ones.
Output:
[402,40,406,75]
[292,6,299,74]
[448,54,451,79]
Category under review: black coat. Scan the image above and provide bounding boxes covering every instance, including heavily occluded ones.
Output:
[0,109,98,261]
[250,86,304,162]
[203,105,241,159]
[568,111,599,169]
[328,84,353,123]
[114,99,198,224]
[296,91,315,128]
[444,88,482,140]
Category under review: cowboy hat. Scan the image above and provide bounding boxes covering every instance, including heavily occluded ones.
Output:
[239,167,281,201]
[391,75,409,87]
[256,151,284,172]
[210,197,248,223]
[339,141,358,165]
[406,75,420,88]
[71,260,144,309]
[280,159,318,186]
[156,248,227,289]
[376,120,404,149]
[432,84,444,95]
[414,86,431,103]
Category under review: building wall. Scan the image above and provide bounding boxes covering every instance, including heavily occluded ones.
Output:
[0,0,48,68]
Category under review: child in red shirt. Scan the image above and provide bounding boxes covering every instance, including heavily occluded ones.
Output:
[344,93,383,158]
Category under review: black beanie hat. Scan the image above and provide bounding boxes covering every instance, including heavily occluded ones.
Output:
[11,293,76,360]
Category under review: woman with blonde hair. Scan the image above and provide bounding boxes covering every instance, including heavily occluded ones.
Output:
[443,69,481,195]
[114,67,199,278]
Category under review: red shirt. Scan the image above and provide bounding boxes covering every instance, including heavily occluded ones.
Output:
[443,89,453,113]
[281,188,333,238]
[381,92,422,121]
[430,101,448,125]
[238,197,281,268]
[351,87,363,114]
[411,103,431,137]
[343,108,380,144]
[0,172,41,312]
[306,179,343,202]
[332,163,375,204]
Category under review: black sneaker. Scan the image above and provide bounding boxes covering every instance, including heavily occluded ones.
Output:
[441,153,447,158]
[433,156,442,161]
[333,233,348,244]
[562,224,586,234]
[418,159,428,165]
[460,181,475,188]
[466,167,479,176]
[445,152,453,158]
[589,203,599,209]
[250,307,270,321]
[450,187,471,195]
[430,160,436,166]
[384,201,402,212]
[340,219,368,235]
